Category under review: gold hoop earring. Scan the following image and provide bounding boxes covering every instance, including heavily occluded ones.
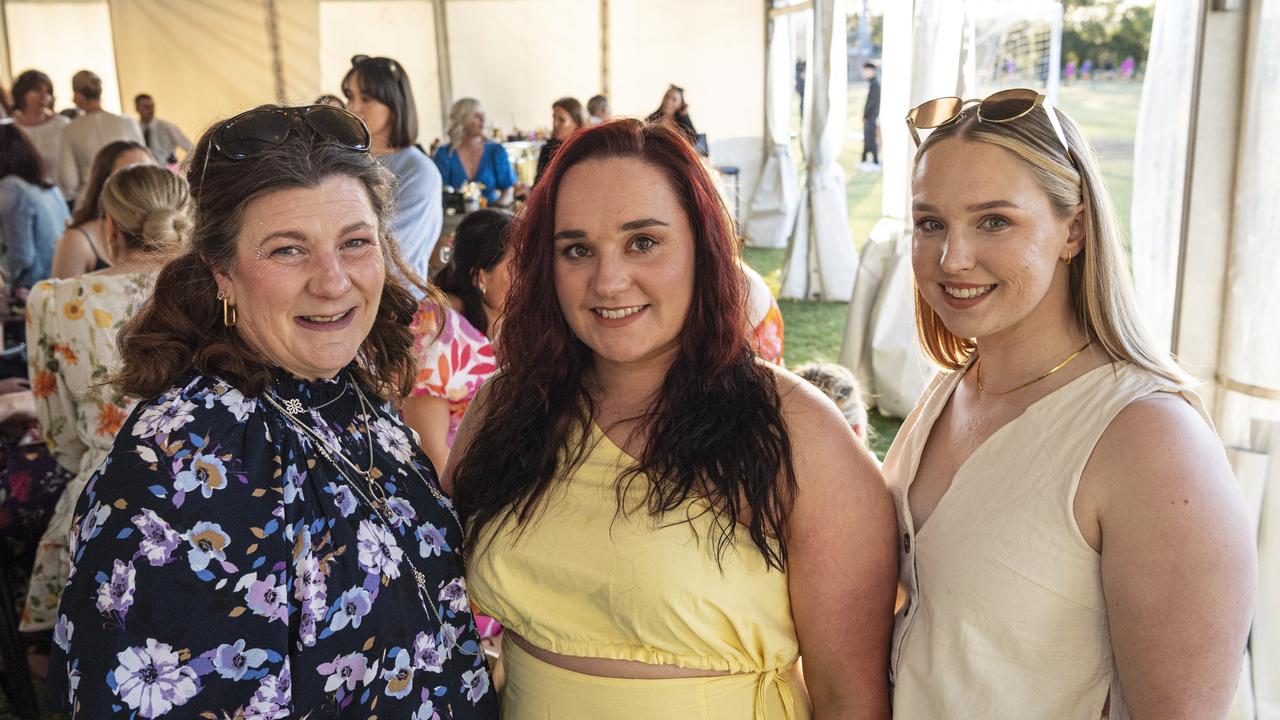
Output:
[1063,252,1072,266]
[217,291,237,327]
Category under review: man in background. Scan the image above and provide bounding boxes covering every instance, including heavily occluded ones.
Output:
[57,70,144,207]
[858,61,880,171]
[135,93,192,166]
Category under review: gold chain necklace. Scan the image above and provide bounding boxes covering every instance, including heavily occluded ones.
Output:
[975,341,1092,396]
[261,385,444,623]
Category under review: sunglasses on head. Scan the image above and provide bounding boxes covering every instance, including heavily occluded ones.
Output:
[905,88,1073,159]
[351,55,401,77]
[210,105,370,161]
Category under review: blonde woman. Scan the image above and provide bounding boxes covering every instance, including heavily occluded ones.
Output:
[22,164,190,632]
[431,97,515,207]
[887,89,1255,718]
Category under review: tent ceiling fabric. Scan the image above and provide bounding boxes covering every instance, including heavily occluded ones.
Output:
[6,1,124,114]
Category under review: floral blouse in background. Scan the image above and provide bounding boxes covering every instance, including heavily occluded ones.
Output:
[48,366,497,719]
[410,304,497,447]
[751,297,786,365]
[22,272,154,632]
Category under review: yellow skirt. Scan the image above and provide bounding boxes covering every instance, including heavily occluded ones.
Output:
[499,635,811,720]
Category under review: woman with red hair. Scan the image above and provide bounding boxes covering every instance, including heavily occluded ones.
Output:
[446,119,896,718]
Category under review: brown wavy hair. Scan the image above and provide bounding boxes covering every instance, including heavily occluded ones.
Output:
[115,106,439,402]
[452,119,796,570]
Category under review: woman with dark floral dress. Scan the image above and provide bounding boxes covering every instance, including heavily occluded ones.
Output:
[47,104,497,719]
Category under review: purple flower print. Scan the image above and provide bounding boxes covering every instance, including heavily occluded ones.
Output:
[416,523,447,558]
[356,519,404,579]
[461,667,490,704]
[381,649,415,699]
[112,639,199,718]
[96,559,136,617]
[237,573,287,623]
[317,651,370,693]
[329,586,373,632]
[132,393,197,440]
[212,639,268,681]
[173,452,229,498]
[132,508,181,566]
[412,631,444,673]
[438,577,469,613]
[185,521,231,572]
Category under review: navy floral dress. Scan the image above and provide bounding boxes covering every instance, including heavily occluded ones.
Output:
[47,366,498,719]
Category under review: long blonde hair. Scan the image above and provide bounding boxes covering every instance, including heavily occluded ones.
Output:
[99,164,191,255]
[446,97,483,150]
[912,99,1189,386]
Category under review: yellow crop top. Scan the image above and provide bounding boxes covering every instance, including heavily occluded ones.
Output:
[466,422,800,674]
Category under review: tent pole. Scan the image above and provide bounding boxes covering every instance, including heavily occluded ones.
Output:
[264,0,286,103]
[0,0,11,87]
[600,0,609,97]
[434,0,454,135]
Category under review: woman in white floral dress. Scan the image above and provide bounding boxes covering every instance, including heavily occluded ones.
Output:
[22,164,190,631]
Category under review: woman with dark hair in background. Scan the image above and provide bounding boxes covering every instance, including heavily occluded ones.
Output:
[22,165,190,635]
[646,84,702,153]
[402,208,509,474]
[0,124,68,294]
[448,119,896,718]
[50,139,153,278]
[47,104,496,718]
[9,70,69,186]
[344,55,444,288]
[533,97,586,186]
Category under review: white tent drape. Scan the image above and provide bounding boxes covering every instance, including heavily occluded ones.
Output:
[837,0,966,416]
[1220,1,1280,716]
[743,8,800,250]
[778,0,857,301]
[1129,0,1198,353]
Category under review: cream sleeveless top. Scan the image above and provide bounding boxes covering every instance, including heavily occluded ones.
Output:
[884,361,1208,719]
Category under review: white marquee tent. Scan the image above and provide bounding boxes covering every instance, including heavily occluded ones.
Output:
[1,0,1277,715]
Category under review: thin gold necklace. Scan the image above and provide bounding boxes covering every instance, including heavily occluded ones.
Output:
[975,341,1092,396]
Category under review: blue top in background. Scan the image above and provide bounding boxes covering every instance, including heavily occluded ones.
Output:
[432,142,516,205]
[0,176,68,289]
[377,146,443,294]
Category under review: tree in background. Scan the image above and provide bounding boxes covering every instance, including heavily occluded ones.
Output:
[1062,0,1154,71]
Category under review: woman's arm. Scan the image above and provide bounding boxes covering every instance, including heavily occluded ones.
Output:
[1084,395,1255,718]
[402,394,452,476]
[50,225,93,279]
[778,369,897,719]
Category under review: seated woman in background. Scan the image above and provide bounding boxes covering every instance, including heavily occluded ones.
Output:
[448,119,896,719]
[646,84,702,153]
[402,208,509,474]
[50,139,153,279]
[344,55,444,287]
[21,164,190,634]
[433,98,516,208]
[533,97,585,186]
[0,124,68,295]
[47,104,496,718]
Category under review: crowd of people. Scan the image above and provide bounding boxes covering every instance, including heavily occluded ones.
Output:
[0,58,1256,720]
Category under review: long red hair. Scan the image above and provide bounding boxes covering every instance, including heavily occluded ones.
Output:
[453,119,795,569]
